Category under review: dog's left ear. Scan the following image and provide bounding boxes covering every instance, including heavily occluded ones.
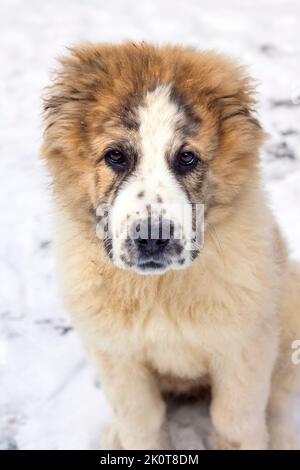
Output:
[188,51,267,154]
[212,58,267,153]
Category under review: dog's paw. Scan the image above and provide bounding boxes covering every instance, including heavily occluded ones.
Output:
[270,426,299,450]
[213,432,241,450]
[101,424,173,450]
[101,424,123,450]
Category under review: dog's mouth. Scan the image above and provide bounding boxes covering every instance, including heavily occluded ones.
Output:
[136,260,167,273]
[114,245,200,274]
[102,234,201,274]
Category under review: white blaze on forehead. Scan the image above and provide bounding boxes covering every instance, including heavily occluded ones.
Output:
[138,85,180,174]
[135,84,187,204]
[112,85,189,216]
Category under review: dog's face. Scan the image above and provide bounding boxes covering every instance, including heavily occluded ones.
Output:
[95,84,206,274]
[43,43,264,274]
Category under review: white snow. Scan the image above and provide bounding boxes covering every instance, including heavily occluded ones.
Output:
[0,0,300,450]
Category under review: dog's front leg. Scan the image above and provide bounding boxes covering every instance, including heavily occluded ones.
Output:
[94,352,171,450]
[210,333,277,450]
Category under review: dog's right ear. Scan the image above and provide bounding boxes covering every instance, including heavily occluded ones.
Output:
[42,44,111,136]
[41,45,114,210]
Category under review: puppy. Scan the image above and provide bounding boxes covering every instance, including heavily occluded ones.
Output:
[42,42,300,450]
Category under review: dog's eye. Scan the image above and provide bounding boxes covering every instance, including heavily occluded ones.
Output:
[105,150,127,171]
[175,151,198,174]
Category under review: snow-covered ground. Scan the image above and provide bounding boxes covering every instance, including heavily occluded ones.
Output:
[0,0,300,450]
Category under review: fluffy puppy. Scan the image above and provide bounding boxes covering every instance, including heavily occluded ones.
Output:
[42,42,300,450]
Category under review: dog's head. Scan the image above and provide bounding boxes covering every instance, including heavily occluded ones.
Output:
[43,43,265,274]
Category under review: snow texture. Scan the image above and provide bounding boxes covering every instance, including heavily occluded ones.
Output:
[0,0,300,450]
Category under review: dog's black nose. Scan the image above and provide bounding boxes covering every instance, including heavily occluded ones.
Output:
[135,235,170,256]
[133,220,170,256]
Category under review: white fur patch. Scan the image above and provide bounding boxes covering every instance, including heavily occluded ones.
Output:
[109,85,196,271]
[138,85,181,193]
[114,85,188,210]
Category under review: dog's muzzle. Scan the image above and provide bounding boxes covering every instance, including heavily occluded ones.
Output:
[97,202,204,273]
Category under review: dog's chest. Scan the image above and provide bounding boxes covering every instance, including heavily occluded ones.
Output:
[139,309,210,379]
